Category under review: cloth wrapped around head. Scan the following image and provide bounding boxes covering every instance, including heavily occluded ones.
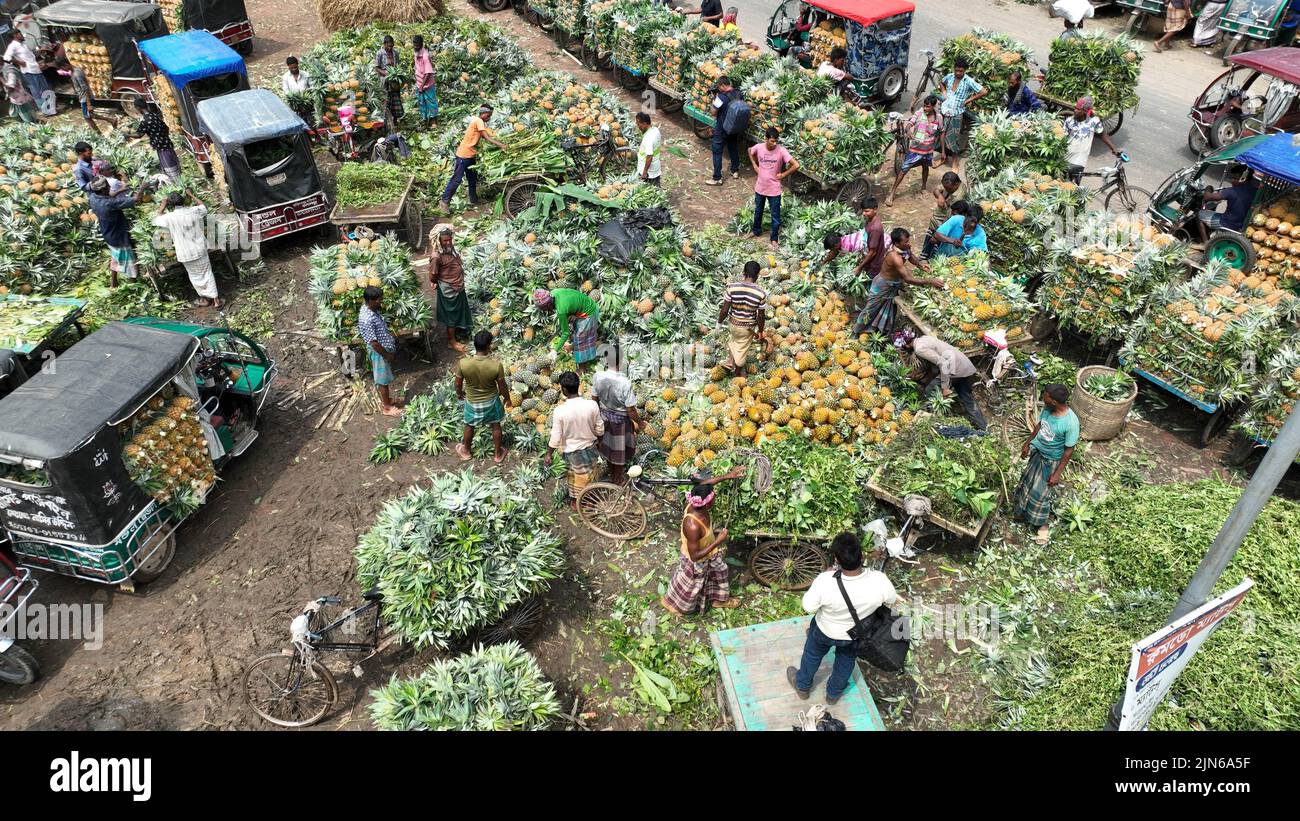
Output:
[892,327,917,350]
[1076,96,1094,116]
[533,288,555,310]
[88,175,110,195]
[686,488,716,509]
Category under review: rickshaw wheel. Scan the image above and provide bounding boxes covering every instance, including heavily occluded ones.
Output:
[577,482,647,540]
[835,178,872,208]
[475,597,546,648]
[1029,310,1058,342]
[131,521,176,585]
[0,643,39,686]
[243,652,338,728]
[1210,114,1241,149]
[504,178,543,219]
[748,540,827,591]
[1123,12,1145,37]
[877,65,906,104]
[1188,124,1210,157]
[789,173,817,197]
[483,0,509,10]
[1206,230,1256,272]
[691,118,713,140]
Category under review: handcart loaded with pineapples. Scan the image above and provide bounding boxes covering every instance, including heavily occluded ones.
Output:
[0,319,276,590]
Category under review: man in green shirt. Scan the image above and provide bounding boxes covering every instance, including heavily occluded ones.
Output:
[455,330,513,464]
[1011,383,1079,544]
[534,287,601,367]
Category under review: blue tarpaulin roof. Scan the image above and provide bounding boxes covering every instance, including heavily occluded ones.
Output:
[139,30,245,87]
[197,89,304,146]
[1238,132,1300,187]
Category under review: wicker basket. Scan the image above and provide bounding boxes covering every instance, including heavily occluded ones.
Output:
[1074,365,1137,441]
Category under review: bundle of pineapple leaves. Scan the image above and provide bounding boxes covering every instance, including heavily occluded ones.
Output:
[369,641,561,730]
[1082,370,1136,402]
[936,30,1034,114]
[966,110,1068,183]
[335,162,409,209]
[355,469,565,650]
[1042,30,1143,118]
[969,163,1090,284]
[306,235,430,341]
[965,480,1300,730]
[872,414,1010,527]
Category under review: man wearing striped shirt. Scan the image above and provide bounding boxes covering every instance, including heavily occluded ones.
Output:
[718,261,770,373]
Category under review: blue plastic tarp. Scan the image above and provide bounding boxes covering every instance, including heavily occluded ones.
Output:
[139,29,245,87]
[1237,132,1300,187]
[197,89,304,146]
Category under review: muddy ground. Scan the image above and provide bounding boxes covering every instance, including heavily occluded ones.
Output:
[1,2,1282,732]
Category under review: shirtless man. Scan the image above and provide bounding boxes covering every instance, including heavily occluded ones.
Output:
[851,227,944,336]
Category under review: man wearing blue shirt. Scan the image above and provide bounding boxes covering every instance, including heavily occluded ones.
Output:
[1005,71,1041,115]
[74,141,96,193]
[1197,165,1259,245]
[932,203,988,257]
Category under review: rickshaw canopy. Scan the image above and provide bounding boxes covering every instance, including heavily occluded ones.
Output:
[197,88,304,147]
[803,0,915,26]
[0,322,197,462]
[1237,131,1300,186]
[138,29,245,87]
[1230,47,1300,85]
[34,0,158,26]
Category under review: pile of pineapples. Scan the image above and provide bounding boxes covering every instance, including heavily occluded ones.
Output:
[306,235,431,341]
[970,163,1090,283]
[1237,342,1300,447]
[505,72,633,147]
[585,0,621,55]
[554,0,586,33]
[149,76,184,140]
[808,19,847,69]
[909,251,1036,349]
[156,0,186,34]
[936,30,1033,114]
[62,34,112,98]
[121,392,216,513]
[687,41,765,113]
[786,98,889,184]
[966,110,1068,183]
[743,58,835,143]
[1245,194,1300,280]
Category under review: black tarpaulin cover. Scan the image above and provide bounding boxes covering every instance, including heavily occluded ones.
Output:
[35,0,167,80]
[182,0,248,31]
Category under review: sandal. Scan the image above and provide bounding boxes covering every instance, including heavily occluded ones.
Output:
[455,443,472,462]
[493,447,508,465]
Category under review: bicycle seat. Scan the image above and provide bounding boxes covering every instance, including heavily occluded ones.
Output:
[627,464,643,479]
[363,587,384,602]
[982,329,1009,350]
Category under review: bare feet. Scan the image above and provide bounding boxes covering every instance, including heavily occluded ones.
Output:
[437,200,450,214]
[455,443,472,461]
[884,195,894,206]
[451,341,467,353]
[493,447,508,464]
[381,405,402,417]
[712,598,742,609]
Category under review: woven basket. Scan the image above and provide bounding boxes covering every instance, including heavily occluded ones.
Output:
[1074,365,1137,442]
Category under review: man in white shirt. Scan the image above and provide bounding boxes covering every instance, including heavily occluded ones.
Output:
[4,31,52,115]
[153,193,221,308]
[281,56,311,95]
[545,371,604,508]
[787,532,897,704]
[1064,96,1121,184]
[816,47,848,83]
[634,111,662,186]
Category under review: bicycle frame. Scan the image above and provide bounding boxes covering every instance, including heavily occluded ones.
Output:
[306,599,382,654]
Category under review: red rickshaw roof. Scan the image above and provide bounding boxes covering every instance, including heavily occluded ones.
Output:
[805,0,916,27]
[1230,47,1300,86]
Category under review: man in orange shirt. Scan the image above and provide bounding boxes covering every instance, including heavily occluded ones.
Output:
[438,104,509,214]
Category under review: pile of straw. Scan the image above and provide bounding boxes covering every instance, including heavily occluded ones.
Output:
[315,0,448,33]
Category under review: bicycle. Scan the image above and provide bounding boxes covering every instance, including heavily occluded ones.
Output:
[576,449,743,540]
[909,49,940,112]
[1075,153,1151,215]
[563,128,637,185]
[242,592,386,727]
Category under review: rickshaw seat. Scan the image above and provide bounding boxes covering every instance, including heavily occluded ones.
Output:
[232,364,268,394]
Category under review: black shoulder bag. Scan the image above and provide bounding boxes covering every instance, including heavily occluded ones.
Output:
[835,570,910,672]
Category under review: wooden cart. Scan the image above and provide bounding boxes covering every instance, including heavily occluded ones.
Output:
[646,77,685,114]
[711,616,887,731]
[895,297,1036,357]
[328,176,424,251]
[866,466,996,545]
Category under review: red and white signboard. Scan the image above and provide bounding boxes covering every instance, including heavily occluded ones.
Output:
[1118,578,1253,731]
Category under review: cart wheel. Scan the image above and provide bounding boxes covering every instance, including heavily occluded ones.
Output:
[504,178,543,219]
[130,520,176,585]
[1209,114,1242,150]
[577,482,648,540]
[691,118,713,140]
[1188,124,1210,157]
[539,14,554,33]
[748,540,827,591]
[1102,111,1123,137]
[1123,12,1144,36]
[1199,405,1235,448]
[1221,35,1243,66]
[242,651,338,728]
[0,642,39,686]
[789,173,817,197]
[1225,433,1260,467]
[1029,310,1058,342]
[835,177,872,208]
[483,0,509,9]
[619,67,646,92]
[476,597,546,647]
[1205,230,1256,272]
[404,202,424,251]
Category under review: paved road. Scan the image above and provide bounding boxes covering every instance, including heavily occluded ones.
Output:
[725,0,1229,194]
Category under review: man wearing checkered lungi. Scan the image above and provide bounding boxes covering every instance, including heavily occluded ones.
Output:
[545,371,604,509]
[455,330,513,464]
[535,288,601,368]
[1011,384,1079,545]
[661,469,747,617]
[592,354,643,485]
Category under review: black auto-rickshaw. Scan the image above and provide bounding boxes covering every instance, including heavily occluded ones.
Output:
[0,319,275,589]
[0,545,39,684]
[157,0,254,55]
[197,88,329,250]
[33,0,166,107]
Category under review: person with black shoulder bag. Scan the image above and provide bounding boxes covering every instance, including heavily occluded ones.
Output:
[786,532,902,705]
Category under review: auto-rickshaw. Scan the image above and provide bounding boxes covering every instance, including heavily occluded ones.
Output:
[765,0,913,105]
[196,89,329,250]
[0,545,39,685]
[33,0,166,108]
[1117,0,1209,36]
[158,0,255,54]
[0,319,275,589]
[1187,47,1300,154]
[1218,0,1300,64]
[1148,131,1300,273]
[139,29,248,171]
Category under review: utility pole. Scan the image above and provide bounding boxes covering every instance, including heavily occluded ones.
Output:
[1104,402,1300,730]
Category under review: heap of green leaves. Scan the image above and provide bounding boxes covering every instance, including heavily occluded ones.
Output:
[935,30,1034,113]
[967,111,1068,182]
[1082,370,1136,403]
[1042,30,1143,118]
[369,641,561,731]
[967,480,1300,730]
[873,415,1010,527]
[335,163,408,209]
[611,0,684,74]
[355,470,565,650]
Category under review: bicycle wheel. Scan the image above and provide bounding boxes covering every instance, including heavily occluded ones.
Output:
[577,482,648,539]
[1104,184,1152,217]
[748,540,827,591]
[243,651,338,728]
[597,146,636,181]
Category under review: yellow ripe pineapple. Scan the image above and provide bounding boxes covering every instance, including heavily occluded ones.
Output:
[771,408,791,425]
[741,420,758,440]
[789,418,806,433]
[813,425,833,442]
[666,448,686,467]
[708,430,728,450]
[812,406,831,424]
[974,304,994,321]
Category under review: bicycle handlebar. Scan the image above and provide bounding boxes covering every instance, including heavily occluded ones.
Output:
[317,596,341,605]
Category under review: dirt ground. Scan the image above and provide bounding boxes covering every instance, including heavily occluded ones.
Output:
[1,2,1283,732]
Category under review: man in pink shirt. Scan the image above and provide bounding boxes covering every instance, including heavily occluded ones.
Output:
[748,127,799,246]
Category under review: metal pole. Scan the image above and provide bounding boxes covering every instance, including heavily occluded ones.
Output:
[1105,402,1300,729]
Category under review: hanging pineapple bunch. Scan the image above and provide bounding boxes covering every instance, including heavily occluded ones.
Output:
[306,235,431,341]
[156,0,187,33]
[809,18,847,69]
[121,392,216,510]
[62,33,112,98]
[1246,194,1300,280]
[909,252,1035,348]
